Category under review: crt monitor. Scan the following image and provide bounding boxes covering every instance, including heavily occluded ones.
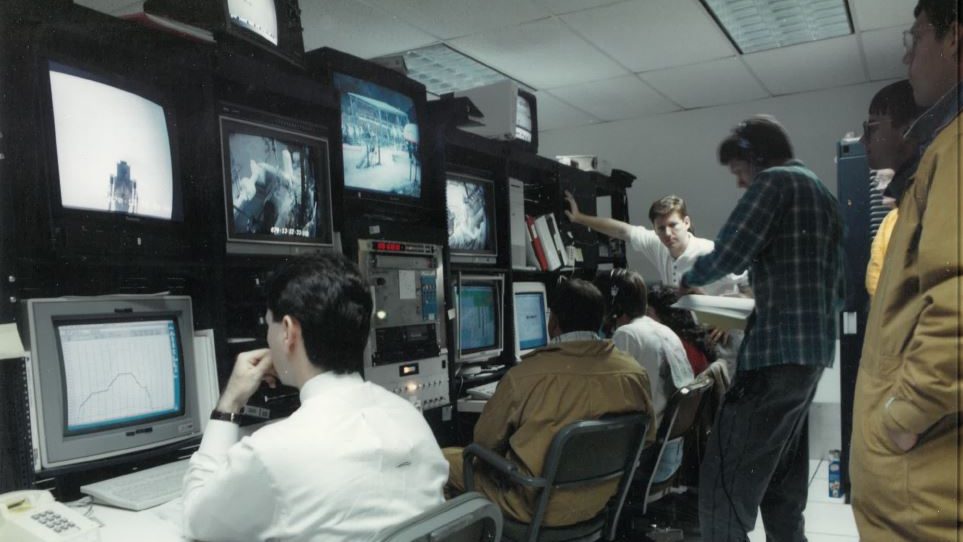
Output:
[456,275,504,363]
[219,104,335,255]
[332,72,422,202]
[512,281,549,358]
[47,61,182,223]
[446,173,497,264]
[23,296,201,473]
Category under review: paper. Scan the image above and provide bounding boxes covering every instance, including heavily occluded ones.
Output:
[0,323,26,361]
[399,270,416,300]
[193,330,220,432]
[673,295,755,331]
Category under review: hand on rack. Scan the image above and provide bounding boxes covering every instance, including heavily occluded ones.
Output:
[563,190,582,223]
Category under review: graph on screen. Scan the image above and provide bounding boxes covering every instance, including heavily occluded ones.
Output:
[59,319,182,432]
[459,285,496,351]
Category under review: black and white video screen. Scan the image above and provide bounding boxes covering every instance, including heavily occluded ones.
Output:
[447,177,494,254]
[49,64,175,220]
[333,72,421,199]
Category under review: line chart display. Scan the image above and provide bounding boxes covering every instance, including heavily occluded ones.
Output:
[58,319,182,432]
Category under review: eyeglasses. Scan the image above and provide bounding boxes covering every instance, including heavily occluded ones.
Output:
[862,120,880,140]
[903,23,935,53]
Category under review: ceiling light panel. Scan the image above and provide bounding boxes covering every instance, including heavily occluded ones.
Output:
[399,44,521,95]
[701,0,853,53]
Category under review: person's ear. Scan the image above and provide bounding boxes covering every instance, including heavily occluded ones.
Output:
[683,215,691,231]
[281,315,300,354]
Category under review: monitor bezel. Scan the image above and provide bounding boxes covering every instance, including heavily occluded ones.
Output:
[455,274,505,364]
[41,58,186,230]
[24,296,201,473]
[218,109,335,253]
[512,281,550,358]
[446,172,498,263]
[311,48,431,215]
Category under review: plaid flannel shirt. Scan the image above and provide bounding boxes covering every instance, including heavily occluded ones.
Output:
[682,160,844,371]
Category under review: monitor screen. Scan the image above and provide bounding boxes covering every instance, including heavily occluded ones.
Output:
[220,115,333,250]
[58,318,183,435]
[446,175,496,257]
[459,284,497,353]
[49,62,177,221]
[227,0,279,46]
[515,93,533,143]
[24,296,201,472]
[332,72,421,199]
[514,292,548,352]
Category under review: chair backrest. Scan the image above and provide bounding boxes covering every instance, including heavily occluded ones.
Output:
[635,377,714,509]
[530,412,650,540]
[376,492,503,542]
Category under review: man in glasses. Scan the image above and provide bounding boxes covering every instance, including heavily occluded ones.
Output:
[860,80,922,296]
[850,1,962,539]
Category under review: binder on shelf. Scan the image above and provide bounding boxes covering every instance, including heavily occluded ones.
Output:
[544,213,573,267]
[527,215,556,271]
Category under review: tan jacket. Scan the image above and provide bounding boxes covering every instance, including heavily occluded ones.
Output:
[865,207,898,296]
[850,115,962,540]
[473,339,653,526]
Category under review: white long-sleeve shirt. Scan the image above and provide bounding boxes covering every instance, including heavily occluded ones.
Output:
[628,227,747,295]
[182,371,448,542]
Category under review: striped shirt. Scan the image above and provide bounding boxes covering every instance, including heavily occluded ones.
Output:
[681,160,844,371]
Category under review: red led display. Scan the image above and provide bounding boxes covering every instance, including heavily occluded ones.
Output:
[376,242,404,252]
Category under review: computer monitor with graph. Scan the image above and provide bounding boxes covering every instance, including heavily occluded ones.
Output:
[512,281,549,358]
[455,274,504,364]
[23,295,201,473]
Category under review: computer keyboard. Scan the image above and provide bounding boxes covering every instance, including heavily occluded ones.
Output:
[81,459,189,511]
[465,380,499,400]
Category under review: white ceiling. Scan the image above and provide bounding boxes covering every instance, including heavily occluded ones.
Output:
[77,0,918,133]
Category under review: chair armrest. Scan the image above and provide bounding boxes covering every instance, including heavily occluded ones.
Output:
[463,443,548,491]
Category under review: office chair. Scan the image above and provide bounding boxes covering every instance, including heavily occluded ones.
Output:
[375,492,503,542]
[462,412,650,542]
[621,377,714,540]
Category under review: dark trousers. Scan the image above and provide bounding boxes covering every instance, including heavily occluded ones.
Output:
[699,364,823,542]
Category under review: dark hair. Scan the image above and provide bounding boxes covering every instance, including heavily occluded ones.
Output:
[718,115,794,168]
[646,286,717,363]
[648,195,688,223]
[869,80,924,129]
[549,278,606,334]
[265,253,372,374]
[915,0,960,38]
[594,269,647,324]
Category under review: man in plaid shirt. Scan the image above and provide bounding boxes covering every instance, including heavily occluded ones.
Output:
[681,116,844,542]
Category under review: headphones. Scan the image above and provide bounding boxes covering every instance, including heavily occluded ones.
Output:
[733,121,768,166]
[607,268,632,322]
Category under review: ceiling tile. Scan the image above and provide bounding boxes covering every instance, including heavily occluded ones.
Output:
[743,35,867,95]
[561,0,735,72]
[532,0,624,15]
[861,27,909,80]
[641,57,769,109]
[851,0,916,31]
[300,0,437,59]
[362,0,549,40]
[535,91,601,132]
[549,75,678,121]
[450,18,627,89]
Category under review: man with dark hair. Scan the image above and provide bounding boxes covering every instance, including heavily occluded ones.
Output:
[861,80,923,295]
[596,270,693,484]
[682,115,844,541]
[182,254,448,541]
[565,192,746,295]
[444,278,653,527]
[851,1,962,539]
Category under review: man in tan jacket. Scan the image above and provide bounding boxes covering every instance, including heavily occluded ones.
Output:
[445,278,653,527]
[850,1,962,539]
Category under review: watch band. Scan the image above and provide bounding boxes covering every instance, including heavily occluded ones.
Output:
[210,409,242,425]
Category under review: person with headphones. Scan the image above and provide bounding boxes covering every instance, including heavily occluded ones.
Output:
[680,115,844,541]
[595,269,694,484]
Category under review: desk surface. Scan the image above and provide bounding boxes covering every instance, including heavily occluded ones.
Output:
[84,499,186,542]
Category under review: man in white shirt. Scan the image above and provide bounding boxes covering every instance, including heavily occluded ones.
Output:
[565,191,746,295]
[596,269,694,483]
[182,254,448,542]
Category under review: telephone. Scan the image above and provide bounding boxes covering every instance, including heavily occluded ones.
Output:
[0,490,100,541]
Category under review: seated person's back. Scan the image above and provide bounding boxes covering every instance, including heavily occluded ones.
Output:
[183,254,448,542]
[445,279,653,527]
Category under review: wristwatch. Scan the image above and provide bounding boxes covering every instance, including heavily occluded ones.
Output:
[210,409,242,425]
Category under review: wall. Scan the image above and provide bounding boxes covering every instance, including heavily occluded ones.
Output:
[540,79,896,282]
